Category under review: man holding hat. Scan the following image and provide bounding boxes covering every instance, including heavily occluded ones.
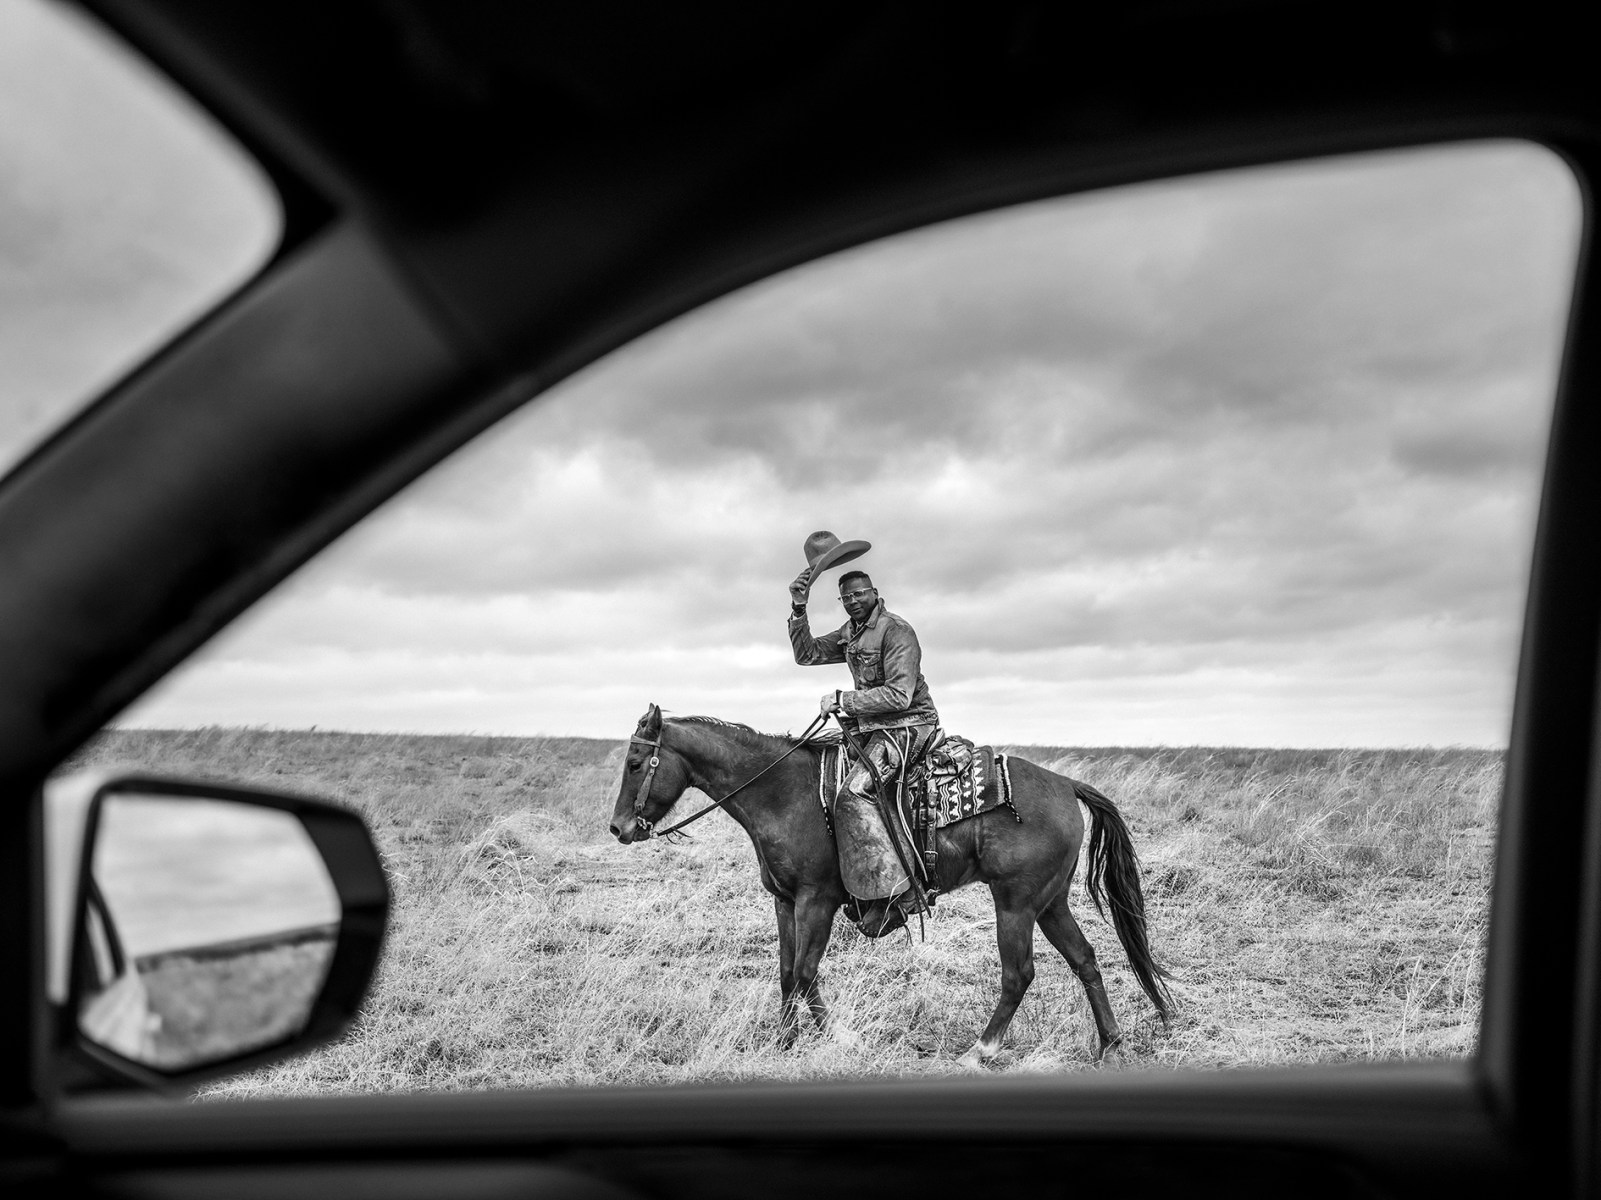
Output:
[788,531,940,936]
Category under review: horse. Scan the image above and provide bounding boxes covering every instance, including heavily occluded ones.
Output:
[609,703,1172,1067]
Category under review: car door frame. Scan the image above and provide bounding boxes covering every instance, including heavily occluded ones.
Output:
[1,4,1599,1197]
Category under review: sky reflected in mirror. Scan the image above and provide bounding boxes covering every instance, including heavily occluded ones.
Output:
[93,796,338,957]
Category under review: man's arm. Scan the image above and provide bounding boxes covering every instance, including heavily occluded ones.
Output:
[840,620,920,715]
[789,607,847,665]
[788,566,846,665]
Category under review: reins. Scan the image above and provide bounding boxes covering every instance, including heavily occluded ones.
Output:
[630,712,831,839]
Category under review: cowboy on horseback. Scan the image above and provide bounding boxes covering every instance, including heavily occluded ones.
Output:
[788,531,939,936]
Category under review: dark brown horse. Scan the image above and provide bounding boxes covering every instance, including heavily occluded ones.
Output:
[609,703,1172,1066]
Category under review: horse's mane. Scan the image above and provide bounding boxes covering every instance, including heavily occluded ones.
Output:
[670,714,840,751]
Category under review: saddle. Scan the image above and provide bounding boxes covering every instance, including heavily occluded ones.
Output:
[904,735,1020,884]
[817,732,1020,895]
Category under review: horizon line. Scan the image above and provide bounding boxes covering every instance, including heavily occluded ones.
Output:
[97,723,1508,754]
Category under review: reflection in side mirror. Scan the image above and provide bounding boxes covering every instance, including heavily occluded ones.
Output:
[80,795,341,1072]
[47,773,388,1090]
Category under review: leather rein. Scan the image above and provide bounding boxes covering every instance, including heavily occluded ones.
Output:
[628,712,831,839]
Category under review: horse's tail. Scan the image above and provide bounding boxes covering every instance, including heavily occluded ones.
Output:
[1073,779,1175,1023]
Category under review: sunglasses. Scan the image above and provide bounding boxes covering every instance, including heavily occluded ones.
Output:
[838,588,877,603]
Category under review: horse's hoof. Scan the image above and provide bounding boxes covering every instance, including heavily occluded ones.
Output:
[1098,1040,1125,1066]
[831,1025,863,1048]
[956,1049,986,1070]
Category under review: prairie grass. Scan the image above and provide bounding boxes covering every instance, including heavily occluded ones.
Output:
[67,730,1498,1095]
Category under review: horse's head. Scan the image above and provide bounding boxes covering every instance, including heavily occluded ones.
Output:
[610,703,693,843]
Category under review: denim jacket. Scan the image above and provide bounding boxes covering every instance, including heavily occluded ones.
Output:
[788,600,939,731]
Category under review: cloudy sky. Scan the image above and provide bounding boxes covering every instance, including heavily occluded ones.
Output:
[0,3,1581,747]
[120,143,1576,747]
[0,0,277,477]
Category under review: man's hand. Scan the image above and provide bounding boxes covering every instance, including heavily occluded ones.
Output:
[819,692,841,717]
[789,567,815,607]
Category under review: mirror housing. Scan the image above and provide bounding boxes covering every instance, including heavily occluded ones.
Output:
[44,771,388,1092]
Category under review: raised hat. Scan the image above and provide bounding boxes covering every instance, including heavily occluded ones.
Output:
[803,530,870,575]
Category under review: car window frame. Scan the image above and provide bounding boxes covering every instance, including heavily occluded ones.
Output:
[2,5,1598,1195]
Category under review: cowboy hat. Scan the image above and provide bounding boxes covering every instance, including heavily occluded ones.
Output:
[802,530,871,575]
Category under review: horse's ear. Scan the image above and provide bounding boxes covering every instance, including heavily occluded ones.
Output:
[641,703,662,735]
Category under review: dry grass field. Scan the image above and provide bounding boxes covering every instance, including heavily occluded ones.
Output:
[65,728,1498,1096]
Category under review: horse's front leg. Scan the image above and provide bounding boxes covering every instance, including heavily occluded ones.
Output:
[774,896,800,1048]
[791,892,839,1035]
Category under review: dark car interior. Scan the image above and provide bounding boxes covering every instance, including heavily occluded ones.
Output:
[3,2,1600,1197]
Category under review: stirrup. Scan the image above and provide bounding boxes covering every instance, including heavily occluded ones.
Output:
[851,886,932,936]
[849,897,908,938]
[895,888,929,917]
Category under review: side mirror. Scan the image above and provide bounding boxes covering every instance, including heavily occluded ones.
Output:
[44,772,388,1091]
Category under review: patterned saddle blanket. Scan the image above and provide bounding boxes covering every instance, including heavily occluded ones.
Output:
[815,733,1019,833]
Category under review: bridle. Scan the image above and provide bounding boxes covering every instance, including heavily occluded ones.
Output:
[626,712,831,839]
[626,729,668,838]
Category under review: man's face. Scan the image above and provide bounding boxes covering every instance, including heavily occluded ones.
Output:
[839,578,877,623]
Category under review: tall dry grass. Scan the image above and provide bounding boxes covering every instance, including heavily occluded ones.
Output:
[66,730,1498,1095]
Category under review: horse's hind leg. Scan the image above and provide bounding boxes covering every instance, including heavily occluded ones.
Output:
[957,902,1036,1069]
[1037,894,1122,1059]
